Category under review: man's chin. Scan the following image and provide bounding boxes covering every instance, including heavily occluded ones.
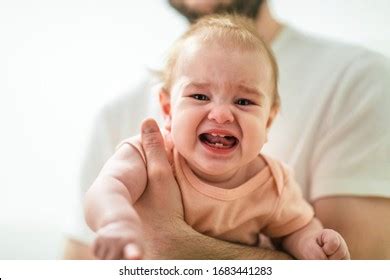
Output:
[180,0,222,14]
[168,0,212,23]
[168,0,265,23]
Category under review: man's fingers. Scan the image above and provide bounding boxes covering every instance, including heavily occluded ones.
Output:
[141,118,172,180]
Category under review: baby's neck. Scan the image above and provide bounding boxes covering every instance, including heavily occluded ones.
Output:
[188,156,266,189]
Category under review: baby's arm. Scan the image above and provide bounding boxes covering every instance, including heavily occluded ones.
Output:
[84,143,147,259]
[281,218,350,260]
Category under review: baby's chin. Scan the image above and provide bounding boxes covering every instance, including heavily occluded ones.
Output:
[186,149,263,180]
[186,156,241,180]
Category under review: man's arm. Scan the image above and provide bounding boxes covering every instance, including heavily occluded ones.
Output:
[310,54,390,259]
[138,119,292,260]
[314,196,390,259]
[153,221,291,260]
[63,224,292,260]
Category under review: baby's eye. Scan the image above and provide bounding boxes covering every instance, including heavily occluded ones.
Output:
[190,94,209,101]
[236,98,254,106]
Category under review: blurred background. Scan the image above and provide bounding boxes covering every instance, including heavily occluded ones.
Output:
[0,0,389,259]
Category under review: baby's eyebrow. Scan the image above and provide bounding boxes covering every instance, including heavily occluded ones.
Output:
[185,82,211,90]
[186,82,210,88]
[238,85,266,99]
[184,82,267,100]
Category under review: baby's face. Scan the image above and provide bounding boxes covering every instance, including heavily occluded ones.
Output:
[165,40,276,180]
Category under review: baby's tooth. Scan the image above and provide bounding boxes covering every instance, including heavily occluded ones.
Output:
[215,143,223,147]
[210,133,226,137]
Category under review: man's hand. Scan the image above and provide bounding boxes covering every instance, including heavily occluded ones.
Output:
[133,118,186,259]
[138,118,183,220]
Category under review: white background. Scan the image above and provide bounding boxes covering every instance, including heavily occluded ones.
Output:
[0,0,389,259]
[1,260,390,280]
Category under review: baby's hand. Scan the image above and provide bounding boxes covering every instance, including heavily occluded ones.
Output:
[301,229,350,260]
[316,229,350,260]
[93,220,144,260]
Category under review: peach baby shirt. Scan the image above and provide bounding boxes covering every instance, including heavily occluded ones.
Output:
[124,136,314,246]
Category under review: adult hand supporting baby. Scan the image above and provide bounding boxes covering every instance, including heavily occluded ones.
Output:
[132,118,186,259]
[135,118,292,260]
[139,118,183,220]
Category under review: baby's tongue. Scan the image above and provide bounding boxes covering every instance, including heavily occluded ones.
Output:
[204,133,236,147]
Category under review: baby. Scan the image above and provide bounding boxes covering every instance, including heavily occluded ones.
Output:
[85,14,350,260]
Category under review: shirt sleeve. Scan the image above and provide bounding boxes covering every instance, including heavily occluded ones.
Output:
[262,167,315,238]
[310,52,390,201]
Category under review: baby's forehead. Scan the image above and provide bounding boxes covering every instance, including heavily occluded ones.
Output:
[185,32,266,53]
[180,35,272,66]
[177,36,274,81]
[162,15,279,107]
[181,36,272,67]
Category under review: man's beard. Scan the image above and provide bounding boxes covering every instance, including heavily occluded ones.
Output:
[168,0,265,23]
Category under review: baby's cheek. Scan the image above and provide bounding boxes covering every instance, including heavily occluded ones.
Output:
[171,116,192,151]
[243,124,266,155]
[170,119,182,145]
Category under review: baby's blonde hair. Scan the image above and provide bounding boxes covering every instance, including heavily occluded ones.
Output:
[160,14,280,110]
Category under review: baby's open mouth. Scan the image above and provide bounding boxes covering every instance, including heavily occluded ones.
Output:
[199,133,238,149]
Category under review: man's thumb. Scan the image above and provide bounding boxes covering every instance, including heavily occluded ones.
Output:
[141,118,170,168]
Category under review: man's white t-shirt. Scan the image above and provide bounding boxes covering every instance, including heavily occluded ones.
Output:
[68,26,390,243]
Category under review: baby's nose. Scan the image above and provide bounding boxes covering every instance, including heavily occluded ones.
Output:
[207,104,234,124]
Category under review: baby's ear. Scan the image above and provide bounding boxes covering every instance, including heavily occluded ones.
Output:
[265,104,279,142]
[266,105,279,130]
[159,88,172,131]
[265,105,279,143]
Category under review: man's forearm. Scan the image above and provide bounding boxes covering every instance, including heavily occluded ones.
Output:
[314,196,390,259]
[172,233,292,260]
[150,220,292,260]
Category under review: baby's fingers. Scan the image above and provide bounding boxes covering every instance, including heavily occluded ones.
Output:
[124,243,143,260]
[318,229,340,256]
[93,240,108,259]
[318,229,350,260]
[105,243,126,260]
[304,245,328,260]
[328,238,350,260]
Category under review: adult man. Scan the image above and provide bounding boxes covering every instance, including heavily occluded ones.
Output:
[64,0,390,259]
